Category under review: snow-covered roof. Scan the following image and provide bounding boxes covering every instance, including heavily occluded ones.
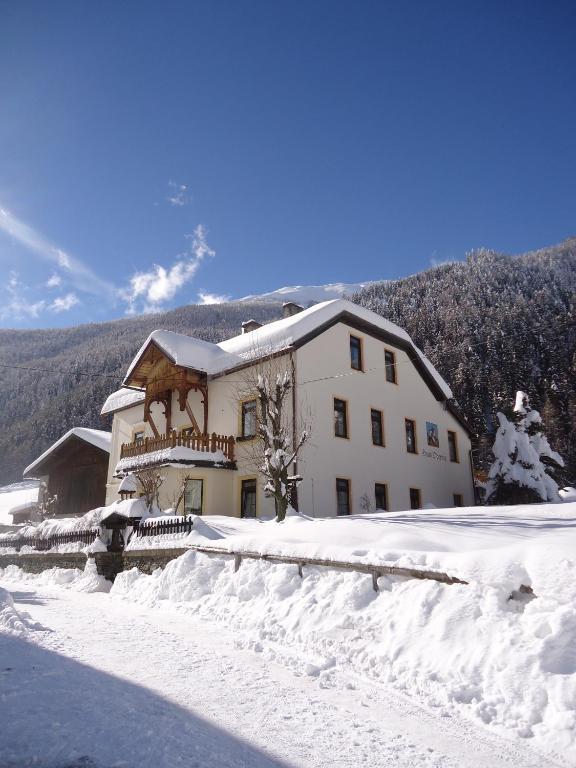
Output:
[0,482,40,526]
[119,300,453,399]
[23,428,112,477]
[123,330,244,384]
[101,387,145,415]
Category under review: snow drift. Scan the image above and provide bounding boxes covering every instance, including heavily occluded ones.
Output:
[112,503,576,760]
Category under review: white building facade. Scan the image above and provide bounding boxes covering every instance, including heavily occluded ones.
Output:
[102,300,475,517]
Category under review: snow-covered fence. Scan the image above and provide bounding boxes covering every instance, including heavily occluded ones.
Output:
[0,528,98,552]
[135,515,195,539]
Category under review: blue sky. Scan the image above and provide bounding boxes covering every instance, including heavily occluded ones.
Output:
[1,1,575,329]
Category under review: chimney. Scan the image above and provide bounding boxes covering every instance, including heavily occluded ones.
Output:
[282,301,304,318]
[242,319,262,334]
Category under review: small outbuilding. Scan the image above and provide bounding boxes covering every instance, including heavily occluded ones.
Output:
[23,428,112,518]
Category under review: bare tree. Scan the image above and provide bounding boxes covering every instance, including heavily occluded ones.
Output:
[235,351,311,522]
[38,481,58,520]
[135,469,164,512]
[168,474,193,515]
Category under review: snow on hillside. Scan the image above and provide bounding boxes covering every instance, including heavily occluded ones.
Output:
[237,280,379,305]
[0,481,39,527]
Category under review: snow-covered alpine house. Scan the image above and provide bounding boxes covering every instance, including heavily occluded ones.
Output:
[102,299,474,517]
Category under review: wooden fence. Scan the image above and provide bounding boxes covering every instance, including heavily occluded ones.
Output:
[0,529,98,552]
[135,516,195,538]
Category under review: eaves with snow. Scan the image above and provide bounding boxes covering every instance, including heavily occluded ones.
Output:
[103,299,467,428]
[23,428,112,478]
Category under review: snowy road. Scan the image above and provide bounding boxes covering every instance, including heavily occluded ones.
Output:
[0,581,565,768]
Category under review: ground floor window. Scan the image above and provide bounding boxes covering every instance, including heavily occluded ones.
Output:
[184,479,203,515]
[453,493,464,507]
[409,487,421,510]
[336,478,351,516]
[241,478,257,518]
[375,483,388,511]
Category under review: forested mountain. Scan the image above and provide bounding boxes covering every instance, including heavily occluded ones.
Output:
[353,238,576,481]
[0,303,281,485]
[0,237,574,487]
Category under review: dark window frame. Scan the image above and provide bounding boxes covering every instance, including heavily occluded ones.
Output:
[405,418,417,454]
[371,408,384,446]
[409,487,421,510]
[336,478,351,516]
[334,398,349,438]
[241,399,258,439]
[448,430,459,463]
[184,478,204,515]
[350,335,363,371]
[375,483,388,511]
[241,478,257,518]
[384,349,397,384]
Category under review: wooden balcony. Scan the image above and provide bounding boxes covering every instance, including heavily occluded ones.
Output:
[120,431,235,462]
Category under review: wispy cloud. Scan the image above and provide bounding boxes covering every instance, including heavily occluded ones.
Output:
[46,273,62,288]
[121,224,215,314]
[49,292,80,312]
[0,206,115,298]
[167,180,190,207]
[197,291,230,305]
[0,271,46,321]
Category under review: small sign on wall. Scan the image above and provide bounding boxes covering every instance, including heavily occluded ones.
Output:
[426,421,439,448]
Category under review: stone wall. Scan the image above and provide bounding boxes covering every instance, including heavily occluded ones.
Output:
[0,549,188,582]
[0,552,87,574]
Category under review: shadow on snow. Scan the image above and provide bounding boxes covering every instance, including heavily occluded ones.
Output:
[0,631,290,768]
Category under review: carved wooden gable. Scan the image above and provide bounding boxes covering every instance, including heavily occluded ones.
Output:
[124,341,208,435]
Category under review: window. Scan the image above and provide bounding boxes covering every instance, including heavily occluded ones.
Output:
[241,399,257,439]
[241,479,257,518]
[336,478,351,516]
[350,335,363,371]
[181,426,195,438]
[384,349,397,384]
[334,398,348,438]
[184,479,203,515]
[371,409,384,446]
[448,431,459,462]
[134,430,144,443]
[453,493,464,507]
[409,488,421,510]
[405,419,417,454]
[375,483,388,511]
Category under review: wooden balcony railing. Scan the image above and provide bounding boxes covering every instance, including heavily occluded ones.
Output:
[120,431,235,462]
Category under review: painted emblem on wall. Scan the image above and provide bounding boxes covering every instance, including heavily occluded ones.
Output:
[426,421,439,448]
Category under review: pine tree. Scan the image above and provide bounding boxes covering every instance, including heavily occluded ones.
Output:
[485,391,566,505]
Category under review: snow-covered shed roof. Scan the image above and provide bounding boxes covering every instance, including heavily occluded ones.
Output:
[119,299,453,401]
[101,387,145,416]
[23,428,112,478]
[118,473,138,493]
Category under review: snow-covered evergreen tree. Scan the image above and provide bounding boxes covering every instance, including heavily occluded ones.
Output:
[485,391,566,505]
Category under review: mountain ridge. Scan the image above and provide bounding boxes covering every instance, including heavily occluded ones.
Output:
[0,237,574,486]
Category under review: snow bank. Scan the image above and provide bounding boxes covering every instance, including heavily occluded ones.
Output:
[0,561,111,594]
[0,586,39,635]
[112,503,576,759]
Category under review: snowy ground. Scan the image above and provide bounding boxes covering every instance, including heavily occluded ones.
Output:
[0,575,565,768]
